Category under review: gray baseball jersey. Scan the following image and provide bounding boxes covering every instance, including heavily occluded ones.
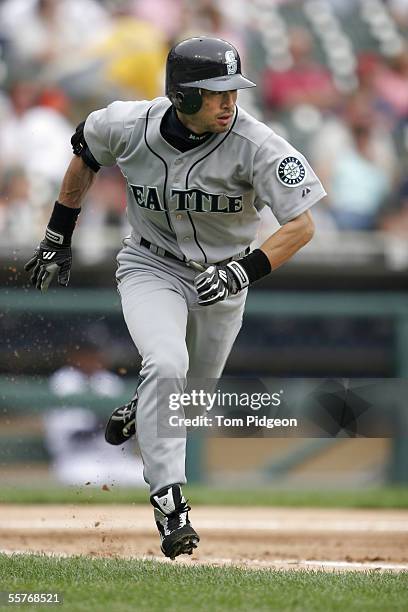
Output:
[84,96,326,494]
[84,97,326,264]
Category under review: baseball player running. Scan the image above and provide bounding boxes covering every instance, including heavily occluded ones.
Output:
[25,37,326,560]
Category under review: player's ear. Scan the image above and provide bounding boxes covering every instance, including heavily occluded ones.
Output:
[175,91,185,107]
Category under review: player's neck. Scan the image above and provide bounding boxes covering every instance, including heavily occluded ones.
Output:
[176,110,208,135]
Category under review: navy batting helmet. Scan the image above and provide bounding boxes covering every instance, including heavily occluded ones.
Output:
[165,36,256,115]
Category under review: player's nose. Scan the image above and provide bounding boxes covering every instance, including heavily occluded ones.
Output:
[221,90,236,108]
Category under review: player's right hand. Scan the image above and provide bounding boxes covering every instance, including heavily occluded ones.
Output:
[24,239,72,293]
[195,261,248,306]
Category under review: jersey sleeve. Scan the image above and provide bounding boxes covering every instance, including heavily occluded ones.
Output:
[252,134,327,225]
[83,101,128,167]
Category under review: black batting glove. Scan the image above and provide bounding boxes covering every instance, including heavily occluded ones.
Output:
[24,202,80,293]
[194,261,249,306]
[24,239,72,293]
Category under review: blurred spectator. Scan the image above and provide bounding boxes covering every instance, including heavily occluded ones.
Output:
[0,0,110,72]
[0,79,74,241]
[87,16,168,100]
[45,340,145,487]
[355,53,399,132]
[373,44,408,121]
[0,167,35,244]
[44,407,146,486]
[170,1,244,60]
[129,0,188,43]
[380,176,408,237]
[357,53,386,105]
[215,0,248,31]
[325,0,357,16]
[191,0,244,50]
[0,79,73,186]
[388,0,408,28]
[311,91,398,230]
[262,27,338,112]
[50,340,124,398]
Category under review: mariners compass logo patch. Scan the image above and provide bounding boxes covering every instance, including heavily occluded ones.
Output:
[277,156,306,187]
[225,50,237,75]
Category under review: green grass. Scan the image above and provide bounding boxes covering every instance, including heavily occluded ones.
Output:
[1,486,408,508]
[0,554,407,612]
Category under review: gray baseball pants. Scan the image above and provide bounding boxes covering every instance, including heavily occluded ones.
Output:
[116,238,247,494]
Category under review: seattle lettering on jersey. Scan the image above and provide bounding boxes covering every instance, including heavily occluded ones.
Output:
[130,185,243,213]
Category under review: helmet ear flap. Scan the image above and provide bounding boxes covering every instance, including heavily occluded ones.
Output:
[171,88,202,115]
[174,91,184,109]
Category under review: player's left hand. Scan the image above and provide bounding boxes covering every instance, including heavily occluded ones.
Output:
[194,261,249,306]
[24,239,72,293]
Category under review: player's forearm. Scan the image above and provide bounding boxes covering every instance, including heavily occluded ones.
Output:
[195,211,315,304]
[260,210,315,270]
[24,145,98,292]
[58,155,96,208]
[40,156,95,247]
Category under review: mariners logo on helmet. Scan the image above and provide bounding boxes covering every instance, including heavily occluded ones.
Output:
[225,50,237,75]
[277,156,306,187]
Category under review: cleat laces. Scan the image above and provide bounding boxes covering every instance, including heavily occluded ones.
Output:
[166,502,191,531]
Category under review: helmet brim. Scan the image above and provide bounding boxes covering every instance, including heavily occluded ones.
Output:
[181,74,256,91]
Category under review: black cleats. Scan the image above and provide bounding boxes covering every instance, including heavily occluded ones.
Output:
[160,524,199,560]
[104,376,143,445]
[105,397,137,445]
[150,484,199,560]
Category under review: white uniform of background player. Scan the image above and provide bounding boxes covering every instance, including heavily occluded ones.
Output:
[25,37,326,559]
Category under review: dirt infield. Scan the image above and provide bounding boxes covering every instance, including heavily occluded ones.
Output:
[1,505,408,571]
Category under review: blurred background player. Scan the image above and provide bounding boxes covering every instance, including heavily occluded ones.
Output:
[44,340,145,487]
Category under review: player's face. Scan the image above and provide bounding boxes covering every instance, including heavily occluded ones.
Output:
[181,89,238,134]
